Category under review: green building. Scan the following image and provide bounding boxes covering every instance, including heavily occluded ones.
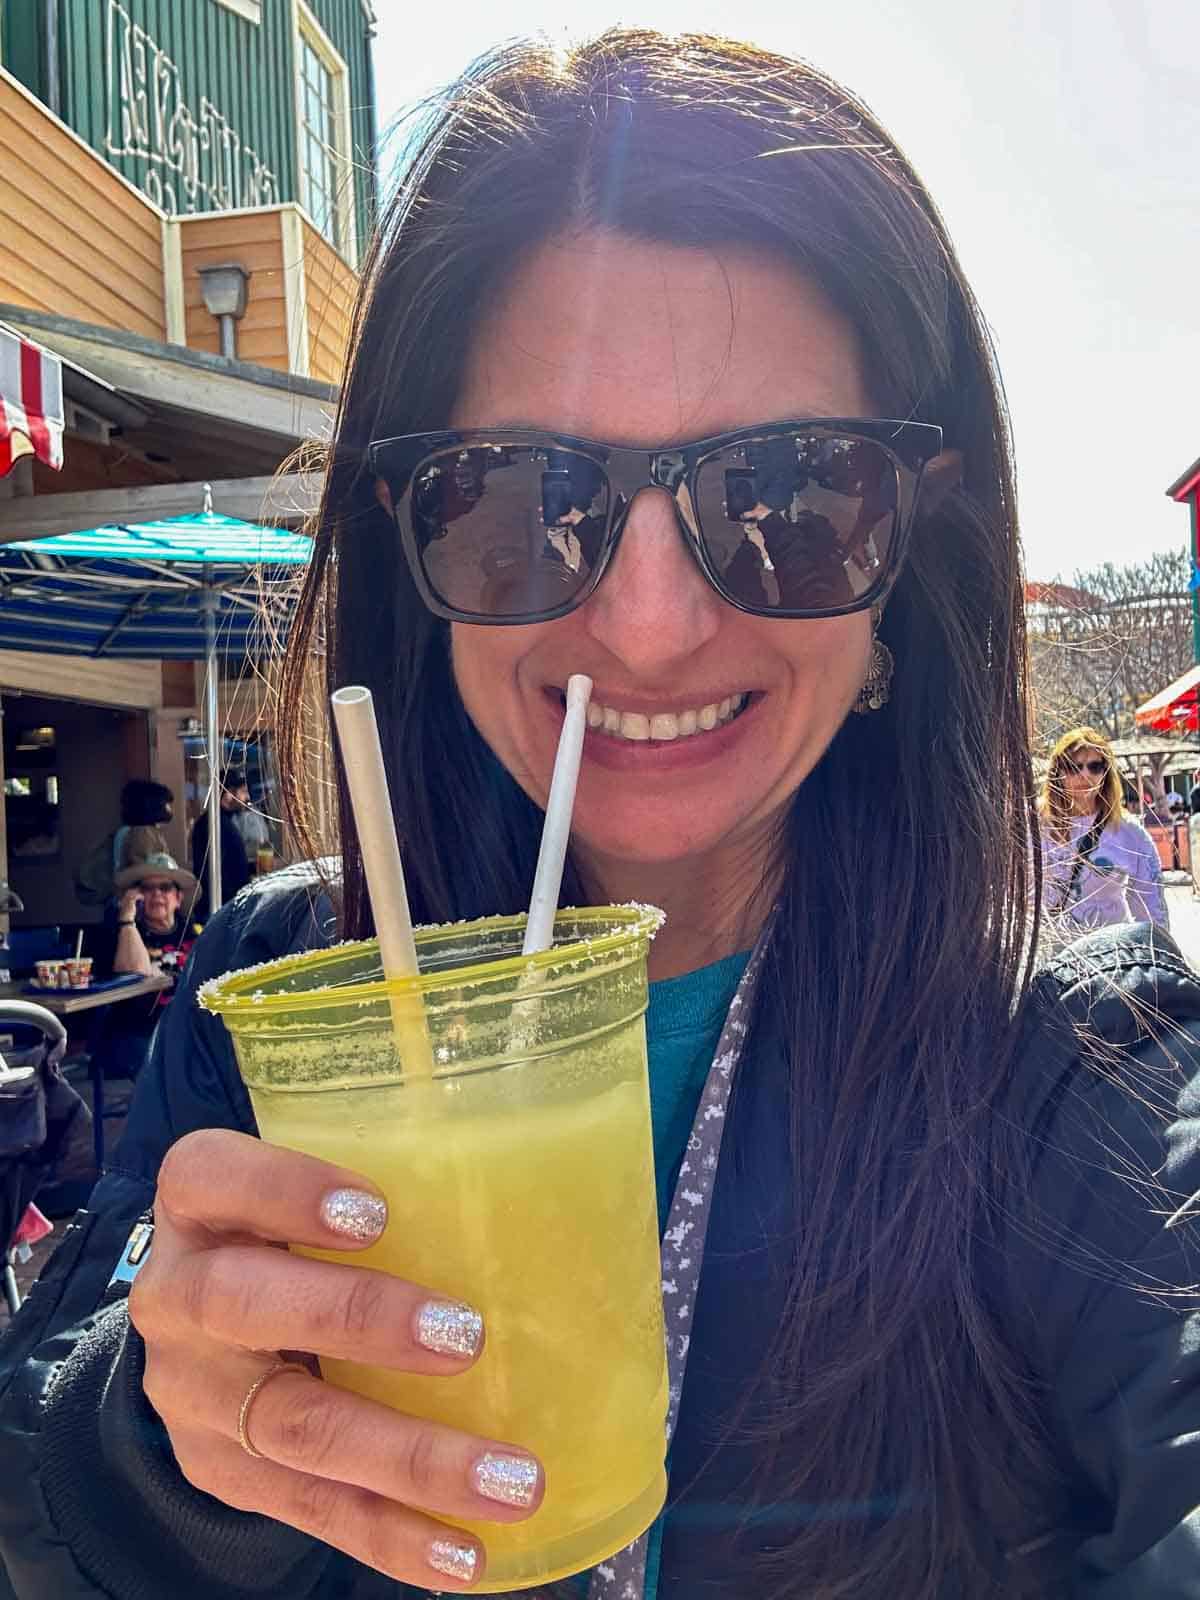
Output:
[1,0,377,263]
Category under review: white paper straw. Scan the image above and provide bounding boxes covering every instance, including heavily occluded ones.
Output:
[331,685,433,1076]
[523,674,593,956]
[73,928,84,961]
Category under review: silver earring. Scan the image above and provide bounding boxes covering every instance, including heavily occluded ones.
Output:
[853,609,894,715]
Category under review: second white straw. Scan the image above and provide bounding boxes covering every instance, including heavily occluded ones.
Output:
[523,674,593,956]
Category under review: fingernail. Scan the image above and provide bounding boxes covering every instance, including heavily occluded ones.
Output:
[319,1188,387,1242]
[428,1536,481,1583]
[415,1299,484,1359]
[471,1451,540,1508]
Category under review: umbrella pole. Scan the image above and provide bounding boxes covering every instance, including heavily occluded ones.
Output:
[202,588,223,916]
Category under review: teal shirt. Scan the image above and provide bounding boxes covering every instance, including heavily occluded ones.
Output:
[572,949,751,1599]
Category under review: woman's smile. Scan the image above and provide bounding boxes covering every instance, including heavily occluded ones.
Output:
[541,684,760,773]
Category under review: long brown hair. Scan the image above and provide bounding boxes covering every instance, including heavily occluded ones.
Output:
[279,32,1044,1597]
[1041,724,1125,843]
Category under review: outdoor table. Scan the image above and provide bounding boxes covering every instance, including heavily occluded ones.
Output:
[0,975,171,1169]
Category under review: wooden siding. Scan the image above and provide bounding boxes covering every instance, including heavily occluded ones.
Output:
[17,0,378,249]
[0,650,163,711]
[301,214,357,386]
[0,70,165,339]
[178,210,289,371]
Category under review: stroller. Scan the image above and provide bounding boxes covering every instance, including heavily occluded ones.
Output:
[1,1002,91,1316]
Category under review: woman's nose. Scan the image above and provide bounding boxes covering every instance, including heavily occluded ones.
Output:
[579,487,724,671]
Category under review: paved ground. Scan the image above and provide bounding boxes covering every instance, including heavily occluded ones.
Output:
[1166,882,1200,969]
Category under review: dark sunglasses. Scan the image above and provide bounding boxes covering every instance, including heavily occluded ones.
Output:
[1061,759,1108,777]
[369,419,945,624]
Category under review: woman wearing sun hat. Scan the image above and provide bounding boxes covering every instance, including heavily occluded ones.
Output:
[91,853,202,1079]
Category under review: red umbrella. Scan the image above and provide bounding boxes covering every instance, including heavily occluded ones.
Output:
[1135,665,1200,735]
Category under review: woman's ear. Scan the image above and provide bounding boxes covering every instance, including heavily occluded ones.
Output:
[917,449,963,514]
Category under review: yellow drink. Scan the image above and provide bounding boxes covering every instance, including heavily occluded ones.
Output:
[202,907,667,1592]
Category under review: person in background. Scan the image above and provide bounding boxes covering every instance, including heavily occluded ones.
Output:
[74,780,175,909]
[1040,726,1168,934]
[230,779,273,868]
[90,854,201,1080]
[189,767,251,916]
[115,781,175,872]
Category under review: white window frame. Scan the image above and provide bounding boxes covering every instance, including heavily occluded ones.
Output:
[213,0,262,24]
[292,0,356,265]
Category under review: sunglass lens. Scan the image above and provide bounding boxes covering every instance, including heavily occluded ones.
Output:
[405,446,609,618]
[693,434,898,612]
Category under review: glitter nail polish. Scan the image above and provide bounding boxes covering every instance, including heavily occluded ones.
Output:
[471,1451,540,1508]
[428,1537,480,1583]
[319,1188,387,1242]
[415,1299,484,1359]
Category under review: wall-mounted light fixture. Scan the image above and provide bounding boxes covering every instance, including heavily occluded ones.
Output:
[197,263,250,360]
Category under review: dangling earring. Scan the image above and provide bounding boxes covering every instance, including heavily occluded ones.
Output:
[853,606,894,715]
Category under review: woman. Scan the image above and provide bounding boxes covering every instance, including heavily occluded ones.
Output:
[4,31,1200,1600]
[115,779,175,873]
[1040,726,1168,933]
[74,779,176,908]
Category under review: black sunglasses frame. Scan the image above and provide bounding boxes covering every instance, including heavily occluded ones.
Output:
[369,418,945,625]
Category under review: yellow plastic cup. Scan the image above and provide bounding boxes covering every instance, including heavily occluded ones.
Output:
[201,905,667,1592]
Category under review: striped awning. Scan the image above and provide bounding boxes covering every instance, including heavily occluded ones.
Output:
[0,324,64,478]
[0,514,310,661]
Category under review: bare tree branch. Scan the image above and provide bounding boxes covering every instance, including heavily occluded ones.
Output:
[1027,548,1193,747]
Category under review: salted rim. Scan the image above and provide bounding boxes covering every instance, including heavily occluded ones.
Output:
[198,903,665,1018]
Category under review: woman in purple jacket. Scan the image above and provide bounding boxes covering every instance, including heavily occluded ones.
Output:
[5,30,1200,1600]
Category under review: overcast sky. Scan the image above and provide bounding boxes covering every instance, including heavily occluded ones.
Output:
[370,0,1199,583]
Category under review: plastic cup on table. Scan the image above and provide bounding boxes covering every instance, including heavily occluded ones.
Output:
[200,903,667,1592]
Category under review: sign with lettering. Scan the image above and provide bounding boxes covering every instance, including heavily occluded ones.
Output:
[104,0,279,214]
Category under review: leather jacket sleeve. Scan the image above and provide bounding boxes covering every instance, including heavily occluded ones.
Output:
[1005,928,1200,1595]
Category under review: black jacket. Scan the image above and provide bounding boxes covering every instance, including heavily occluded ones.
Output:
[3,866,1200,1598]
[189,809,251,920]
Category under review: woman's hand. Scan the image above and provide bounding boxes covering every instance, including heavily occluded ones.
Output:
[129,1129,543,1590]
[117,888,143,924]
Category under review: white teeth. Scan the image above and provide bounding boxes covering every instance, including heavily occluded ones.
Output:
[580,694,749,743]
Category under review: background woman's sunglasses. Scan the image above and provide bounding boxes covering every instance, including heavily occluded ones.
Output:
[369,420,944,624]
[1061,759,1108,777]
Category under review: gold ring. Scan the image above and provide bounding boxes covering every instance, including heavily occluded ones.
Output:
[236,1360,310,1460]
